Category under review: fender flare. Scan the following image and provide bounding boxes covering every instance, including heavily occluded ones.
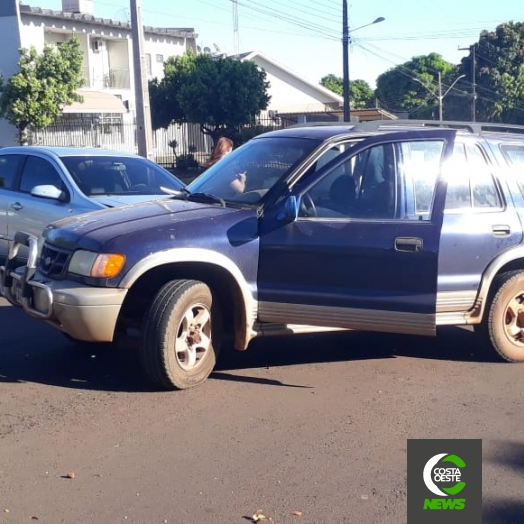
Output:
[119,248,257,349]
[468,245,524,322]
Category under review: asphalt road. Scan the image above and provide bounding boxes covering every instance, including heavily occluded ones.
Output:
[1,296,523,524]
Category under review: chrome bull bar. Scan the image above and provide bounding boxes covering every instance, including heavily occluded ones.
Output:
[0,232,53,319]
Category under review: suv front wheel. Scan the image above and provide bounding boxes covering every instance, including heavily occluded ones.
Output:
[482,271,524,362]
[141,279,222,390]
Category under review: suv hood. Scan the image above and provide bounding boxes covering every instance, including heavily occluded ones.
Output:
[43,198,244,251]
[90,194,172,207]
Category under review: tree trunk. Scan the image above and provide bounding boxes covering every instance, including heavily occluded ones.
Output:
[17,123,29,146]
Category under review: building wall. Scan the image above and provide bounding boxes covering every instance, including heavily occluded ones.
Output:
[144,35,188,80]
[0,1,196,147]
[255,57,341,113]
[0,0,22,145]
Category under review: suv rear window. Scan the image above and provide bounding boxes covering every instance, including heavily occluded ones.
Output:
[499,143,524,166]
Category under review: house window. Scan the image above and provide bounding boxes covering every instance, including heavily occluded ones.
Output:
[155,54,164,63]
[145,54,152,75]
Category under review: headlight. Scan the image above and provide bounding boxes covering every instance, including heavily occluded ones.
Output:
[69,250,126,278]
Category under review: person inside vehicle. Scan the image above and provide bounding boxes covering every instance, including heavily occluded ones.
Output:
[204,137,247,195]
[205,137,234,168]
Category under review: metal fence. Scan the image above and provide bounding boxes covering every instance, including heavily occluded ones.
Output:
[30,114,315,167]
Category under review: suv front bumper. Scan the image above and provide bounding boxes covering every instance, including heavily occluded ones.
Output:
[0,232,127,343]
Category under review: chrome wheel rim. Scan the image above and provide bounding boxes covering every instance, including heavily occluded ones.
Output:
[175,303,212,371]
[503,292,524,347]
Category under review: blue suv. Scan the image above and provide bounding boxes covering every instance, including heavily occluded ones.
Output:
[3,120,524,390]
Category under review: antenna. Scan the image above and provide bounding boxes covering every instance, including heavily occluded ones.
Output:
[232,0,239,56]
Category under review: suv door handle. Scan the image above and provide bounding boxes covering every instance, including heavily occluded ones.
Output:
[492,224,511,237]
[395,237,423,253]
[10,202,23,211]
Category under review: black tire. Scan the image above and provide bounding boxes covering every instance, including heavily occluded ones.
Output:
[141,279,221,390]
[482,270,524,363]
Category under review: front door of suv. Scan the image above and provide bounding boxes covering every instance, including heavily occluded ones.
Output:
[257,130,456,336]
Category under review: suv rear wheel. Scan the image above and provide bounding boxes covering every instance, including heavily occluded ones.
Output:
[483,271,524,362]
[141,279,222,390]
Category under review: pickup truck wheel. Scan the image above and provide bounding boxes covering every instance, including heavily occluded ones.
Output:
[484,271,524,363]
[141,279,221,390]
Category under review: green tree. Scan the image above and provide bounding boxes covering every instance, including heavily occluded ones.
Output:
[149,51,270,144]
[0,37,84,144]
[320,74,343,95]
[350,79,375,109]
[320,75,374,108]
[375,53,458,119]
[458,22,524,123]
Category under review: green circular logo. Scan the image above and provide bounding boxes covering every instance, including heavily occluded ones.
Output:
[423,453,466,496]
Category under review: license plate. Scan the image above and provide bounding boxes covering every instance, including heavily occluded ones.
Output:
[13,279,23,303]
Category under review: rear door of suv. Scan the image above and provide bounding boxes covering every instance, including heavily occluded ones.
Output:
[436,137,523,317]
[257,129,456,336]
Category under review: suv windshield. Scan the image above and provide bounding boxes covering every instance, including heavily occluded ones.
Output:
[187,137,321,204]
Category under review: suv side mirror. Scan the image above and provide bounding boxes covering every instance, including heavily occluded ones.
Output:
[277,195,299,222]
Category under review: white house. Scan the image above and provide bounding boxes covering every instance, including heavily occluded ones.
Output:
[237,50,343,123]
[237,50,397,125]
[0,0,197,148]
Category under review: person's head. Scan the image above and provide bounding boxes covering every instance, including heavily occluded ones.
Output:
[206,137,234,167]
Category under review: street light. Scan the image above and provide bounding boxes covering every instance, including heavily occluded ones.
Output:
[342,2,384,122]
[413,72,466,121]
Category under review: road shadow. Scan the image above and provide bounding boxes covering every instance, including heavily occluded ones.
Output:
[483,441,524,524]
[0,301,153,392]
[214,324,499,374]
[0,300,501,393]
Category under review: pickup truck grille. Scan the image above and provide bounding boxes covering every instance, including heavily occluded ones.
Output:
[38,244,72,279]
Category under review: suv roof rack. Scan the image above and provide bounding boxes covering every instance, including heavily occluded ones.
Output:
[288,119,524,136]
[353,119,524,135]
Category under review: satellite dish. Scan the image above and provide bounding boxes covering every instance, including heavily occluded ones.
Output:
[203,47,211,54]
[213,43,221,53]
[197,45,202,53]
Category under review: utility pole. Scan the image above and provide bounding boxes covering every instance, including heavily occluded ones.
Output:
[341,9,384,123]
[232,0,239,56]
[459,44,477,121]
[414,72,465,122]
[342,0,350,122]
[438,72,443,122]
[130,0,153,159]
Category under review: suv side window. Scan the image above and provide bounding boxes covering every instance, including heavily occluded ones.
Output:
[445,142,502,212]
[299,143,396,219]
[399,140,444,219]
[299,139,445,221]
[0,155,24,190]
[299,143,357,202]
[19,156,65,193]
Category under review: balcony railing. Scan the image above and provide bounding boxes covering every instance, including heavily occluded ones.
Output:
[104,69,131,89]
[82,67,131,90]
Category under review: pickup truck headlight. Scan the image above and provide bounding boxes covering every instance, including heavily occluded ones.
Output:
[69,250,126,278]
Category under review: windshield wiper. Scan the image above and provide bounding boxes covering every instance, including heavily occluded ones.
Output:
[160,186,190,198]
[187,192,226,207]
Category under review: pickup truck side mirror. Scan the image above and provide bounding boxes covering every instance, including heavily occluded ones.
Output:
[277,195,299,222]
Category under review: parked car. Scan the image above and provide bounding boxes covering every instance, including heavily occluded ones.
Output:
[3,121,524,391]
[0,146,185,260]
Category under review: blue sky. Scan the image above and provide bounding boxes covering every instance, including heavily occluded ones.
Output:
[25,0,522,87]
